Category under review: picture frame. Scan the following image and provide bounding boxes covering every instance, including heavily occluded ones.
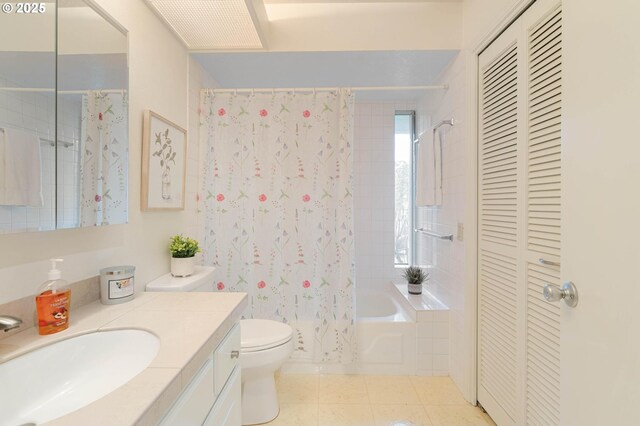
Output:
[141,110,187,211]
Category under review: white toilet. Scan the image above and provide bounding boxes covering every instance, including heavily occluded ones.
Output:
[146,267,293,425]
[240,319,293,425]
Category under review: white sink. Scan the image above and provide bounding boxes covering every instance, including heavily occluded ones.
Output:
[0,329,160,426]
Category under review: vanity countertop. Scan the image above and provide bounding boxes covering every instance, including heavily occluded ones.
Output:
[0,292,248,426]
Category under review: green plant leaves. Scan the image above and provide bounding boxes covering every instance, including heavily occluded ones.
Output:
[169,234,201,258]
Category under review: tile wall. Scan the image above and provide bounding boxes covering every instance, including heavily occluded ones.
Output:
[394,284,450,376]
[353,100,417,292]
[415,53,469,393]
[57,95,81,229]
[0,76,81,232]
[416,308,450,376]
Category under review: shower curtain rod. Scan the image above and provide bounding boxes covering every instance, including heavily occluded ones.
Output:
[0,87,126,94]
[204,85,448,94]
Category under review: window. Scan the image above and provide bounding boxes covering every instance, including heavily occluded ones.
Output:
[394,112,415,266]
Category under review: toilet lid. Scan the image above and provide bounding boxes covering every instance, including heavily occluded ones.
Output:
[241,319,293,352]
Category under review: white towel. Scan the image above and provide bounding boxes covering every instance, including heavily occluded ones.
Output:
[416,129,442,207]
[0,128,43,206]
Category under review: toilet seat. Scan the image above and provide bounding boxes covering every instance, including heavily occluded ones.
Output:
[241,319,293,353]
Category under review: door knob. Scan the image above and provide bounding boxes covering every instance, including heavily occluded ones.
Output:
[230,350,240,359]
[543,281,578,307]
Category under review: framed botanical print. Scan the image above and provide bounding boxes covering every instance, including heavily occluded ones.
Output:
[141,110,187,211]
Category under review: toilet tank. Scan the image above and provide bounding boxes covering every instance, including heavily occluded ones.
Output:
[145,266,216,292]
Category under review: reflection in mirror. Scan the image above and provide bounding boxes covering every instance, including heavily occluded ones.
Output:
[57,0,129,228]
[0,2,56,233]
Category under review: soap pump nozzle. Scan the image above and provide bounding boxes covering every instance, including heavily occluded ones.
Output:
[48,258,64,280]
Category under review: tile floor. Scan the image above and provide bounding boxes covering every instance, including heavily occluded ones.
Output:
[264,374,496,426]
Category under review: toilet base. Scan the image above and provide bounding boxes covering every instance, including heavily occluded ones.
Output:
[241,372,279,425]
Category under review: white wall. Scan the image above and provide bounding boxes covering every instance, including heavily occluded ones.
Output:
[189,57,218,251]
[58,6,127,55]
[0,0,192,304]
[561,1,640,423]
[264,2,462,51]
[0,4,55,52]
[461,0,525,51]
[412,0,525,404]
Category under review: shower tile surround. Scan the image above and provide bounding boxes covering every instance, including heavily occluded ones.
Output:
[0,75,81,232]
[416,54,469,396]
[353,100,450,377]
[393,284,450,376]
[354,100,418,290]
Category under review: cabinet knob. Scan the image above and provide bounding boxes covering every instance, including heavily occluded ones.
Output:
[230,350,240,359]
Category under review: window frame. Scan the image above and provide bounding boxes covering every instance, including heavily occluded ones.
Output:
[394,110,416,267]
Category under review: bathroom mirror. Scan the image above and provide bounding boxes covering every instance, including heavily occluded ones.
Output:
[57,0,129,228]
[0,0,128,234]
[0,2,57,232]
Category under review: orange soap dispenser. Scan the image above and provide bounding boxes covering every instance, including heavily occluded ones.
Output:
[36,258,71,335]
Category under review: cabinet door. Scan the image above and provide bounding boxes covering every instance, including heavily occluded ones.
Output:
[204,367,242,426]
[159,359,215,426]
[215,324,241,395]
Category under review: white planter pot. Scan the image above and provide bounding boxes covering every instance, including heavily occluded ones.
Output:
[408,283,422,295]
[171,256,195,277]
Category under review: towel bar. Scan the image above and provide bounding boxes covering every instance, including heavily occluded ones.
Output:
[414,228,454,241]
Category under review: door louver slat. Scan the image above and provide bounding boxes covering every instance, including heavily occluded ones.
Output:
[480,44,519,250]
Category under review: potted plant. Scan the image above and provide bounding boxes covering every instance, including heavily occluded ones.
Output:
[169,235,201,277]
[403,266,429,295]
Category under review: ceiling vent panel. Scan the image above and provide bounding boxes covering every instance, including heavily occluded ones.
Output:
[146,0,264,49]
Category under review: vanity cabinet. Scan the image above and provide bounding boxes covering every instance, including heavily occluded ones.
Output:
[160,324,241,426]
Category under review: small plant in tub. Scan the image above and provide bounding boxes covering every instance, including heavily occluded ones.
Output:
[403,266,429,295]
[169,235,201,277]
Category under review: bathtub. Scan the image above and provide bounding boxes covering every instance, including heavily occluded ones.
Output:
[282,283,449,376]
[357,288,413,322]
[282,284,417,375]
[354,287,417,375]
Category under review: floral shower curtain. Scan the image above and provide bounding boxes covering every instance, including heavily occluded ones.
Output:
[200,90,356,363]
[80,91,128,227]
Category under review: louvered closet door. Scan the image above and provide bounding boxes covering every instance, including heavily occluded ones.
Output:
[477,20,525,426]
[478,0,562,425]
[523,1,562,425]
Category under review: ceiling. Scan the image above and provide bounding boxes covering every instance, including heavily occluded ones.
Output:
[144,0,461,51]
[263,0,461,3]
[193,50,458,100]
